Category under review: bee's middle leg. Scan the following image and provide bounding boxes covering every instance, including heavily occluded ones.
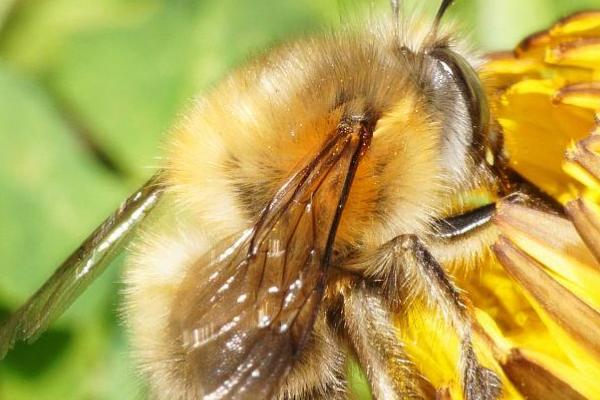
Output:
[342,201,505,400]
[341,199,535,399]
[379,234,502,400]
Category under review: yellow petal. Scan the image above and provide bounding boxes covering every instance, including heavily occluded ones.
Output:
[546,38,600,71]
[399,304,462,398]
[566,198,600,263]
[493,202,600,308]
[553,82,600,110]
[492,236,600,360]
[566,133,600,186]
[502,349,589,400]
[515,30,552,60]
[550,11,600,38]
[496,81,594,198]
[475,308,600,399]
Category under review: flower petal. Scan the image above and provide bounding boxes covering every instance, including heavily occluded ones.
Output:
[566,198,600,263]
[492,236,600,360]
[493,202,600,306]
[553,82,600,110]
[502,349,587,400]
[546,38,600,69]
[550,11,600,38]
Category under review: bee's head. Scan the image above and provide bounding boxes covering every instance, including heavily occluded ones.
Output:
[384,0,496,181]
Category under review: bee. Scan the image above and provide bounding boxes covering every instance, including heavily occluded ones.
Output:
[0,0,571,399]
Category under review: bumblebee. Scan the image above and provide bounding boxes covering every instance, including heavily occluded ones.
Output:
[2,1,600,399]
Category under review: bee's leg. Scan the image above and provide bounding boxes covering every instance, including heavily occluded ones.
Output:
[298,385,348,400]
[375,234,502,400]
[342,282,432,400]
[276,310,347,400]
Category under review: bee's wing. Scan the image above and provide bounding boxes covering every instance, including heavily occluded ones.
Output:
[0,173,164,358]
[171,128,369,399]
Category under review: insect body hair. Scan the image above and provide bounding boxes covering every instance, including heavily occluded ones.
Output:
[125,10,499,399]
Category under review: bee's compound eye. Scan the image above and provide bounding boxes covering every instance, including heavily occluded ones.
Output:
[429,53,456,92]
[428,47,490,157]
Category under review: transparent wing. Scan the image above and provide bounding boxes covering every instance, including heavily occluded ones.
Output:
[170,125,370,399]
[0,173,164,358]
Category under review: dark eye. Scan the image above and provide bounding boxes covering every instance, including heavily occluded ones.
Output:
[428,47,490,157]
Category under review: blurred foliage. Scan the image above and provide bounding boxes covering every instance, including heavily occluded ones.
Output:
[0,0,598,399]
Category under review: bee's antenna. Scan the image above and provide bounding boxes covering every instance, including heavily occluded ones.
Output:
[390,0,402,40]
[435,0,454,23]
[433,0,454,34]
[390,0,400,19]
[425,0,454,46]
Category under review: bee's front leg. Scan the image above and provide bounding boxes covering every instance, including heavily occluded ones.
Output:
[348,234,502,400]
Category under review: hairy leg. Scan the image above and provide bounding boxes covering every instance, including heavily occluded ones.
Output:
[358,234,501,400]
[342,282,431,400]
[276,311,347,400]
[344,197,537,400]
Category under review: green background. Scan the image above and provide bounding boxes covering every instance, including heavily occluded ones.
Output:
[0,0,598,399]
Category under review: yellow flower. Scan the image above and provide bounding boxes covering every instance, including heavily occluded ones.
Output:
[393,11,600,399]
[483,12,600,202]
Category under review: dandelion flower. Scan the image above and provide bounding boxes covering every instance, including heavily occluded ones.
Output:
[389,11,600,400]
